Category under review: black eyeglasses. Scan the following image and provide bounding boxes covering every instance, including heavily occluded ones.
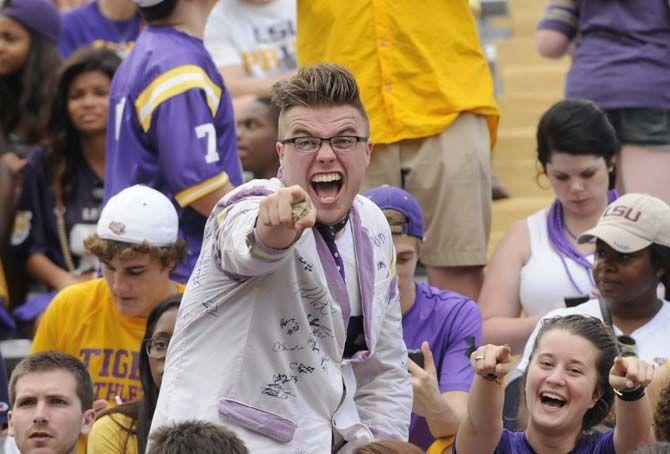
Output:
[280,136,368,154]
[144,337,170,359]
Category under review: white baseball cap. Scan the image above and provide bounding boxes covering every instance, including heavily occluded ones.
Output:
[97,185,179,246]
[579,193,670,253]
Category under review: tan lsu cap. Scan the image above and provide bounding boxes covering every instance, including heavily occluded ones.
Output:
[578,193,670,253]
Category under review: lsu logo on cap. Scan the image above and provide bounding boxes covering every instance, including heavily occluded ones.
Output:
[603,205,641,223]
[109,221,126,236]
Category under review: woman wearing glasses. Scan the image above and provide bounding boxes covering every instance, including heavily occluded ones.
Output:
[88,294,182,454]
[456,315,654,454]
[10,47,121,322]
[479,99,618,354]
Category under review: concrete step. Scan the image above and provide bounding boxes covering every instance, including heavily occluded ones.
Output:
[497,90,563,129]
[500,63,567,96]
[493,133,535,159]
[509,9,544,38]
[496,37,570,66]
[492,158,548,198]
[508,0,546,15]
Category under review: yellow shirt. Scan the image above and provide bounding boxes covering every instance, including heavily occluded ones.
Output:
[297,0,499,145]
[87,412,139,454]
[31,278,184,405]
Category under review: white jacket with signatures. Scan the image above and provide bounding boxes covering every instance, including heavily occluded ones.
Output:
[150,179,412,453]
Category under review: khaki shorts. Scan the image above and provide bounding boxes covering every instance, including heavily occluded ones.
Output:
[361,113,492,267]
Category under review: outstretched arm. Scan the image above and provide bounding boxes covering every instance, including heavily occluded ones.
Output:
[612,356,655,453]
[455,345,514,454]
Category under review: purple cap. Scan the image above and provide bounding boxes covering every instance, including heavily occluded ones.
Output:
[1,0,61,45]
[364,185,424,239]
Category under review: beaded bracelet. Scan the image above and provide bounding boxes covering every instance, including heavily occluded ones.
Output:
[612,386,646,402]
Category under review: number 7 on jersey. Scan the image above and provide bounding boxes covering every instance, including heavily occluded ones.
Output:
[195,123,220,164]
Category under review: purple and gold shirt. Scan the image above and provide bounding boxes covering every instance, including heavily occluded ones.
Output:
[105,26,243,282]
[402,281,482,450]
[60,1,141,58]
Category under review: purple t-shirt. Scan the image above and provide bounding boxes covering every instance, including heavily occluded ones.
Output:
[488,430,615,454]
[60,1,141,58]
[538,0,670,110]
[105,26,243,283]
[402,281,482,450]
[12,147,103,273]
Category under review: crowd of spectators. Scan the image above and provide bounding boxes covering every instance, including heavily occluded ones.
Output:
[1,0,670,453]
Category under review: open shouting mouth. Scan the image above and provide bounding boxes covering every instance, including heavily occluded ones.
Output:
[310,172,343,204]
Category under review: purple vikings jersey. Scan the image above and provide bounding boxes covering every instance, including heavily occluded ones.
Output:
[105,26,243,283]
[60,2,141,58]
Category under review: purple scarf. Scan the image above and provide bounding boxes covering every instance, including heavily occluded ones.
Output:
[547,190,618,294]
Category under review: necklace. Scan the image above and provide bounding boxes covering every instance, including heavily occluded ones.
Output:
[563,224,596,243]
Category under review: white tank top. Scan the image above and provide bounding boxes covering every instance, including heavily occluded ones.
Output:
[519,209,594,316]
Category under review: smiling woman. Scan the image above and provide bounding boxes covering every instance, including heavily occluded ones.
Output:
[455,315,654,454]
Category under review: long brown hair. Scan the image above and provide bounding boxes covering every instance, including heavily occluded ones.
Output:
[44,47,121,202]
[0,28,60,151]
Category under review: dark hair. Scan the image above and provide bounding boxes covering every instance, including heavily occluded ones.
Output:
[147,420,248,454]
[536,99,618,189]
[634,443,670,454]
[525,315,617,432]
[45,47,121,202]
[651,244,670,300]
[271,63,369,134]
[355,440,423,454]
[256,97,281,126]
[138,0,178,22]
[97,294,182,453]
[9,351,94,411]
[0,28,60,151]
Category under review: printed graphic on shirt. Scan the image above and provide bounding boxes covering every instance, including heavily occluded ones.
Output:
[10,211,32,246]
[241,21,296,76]
[80,347,142,403]
[91,39,136,59]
